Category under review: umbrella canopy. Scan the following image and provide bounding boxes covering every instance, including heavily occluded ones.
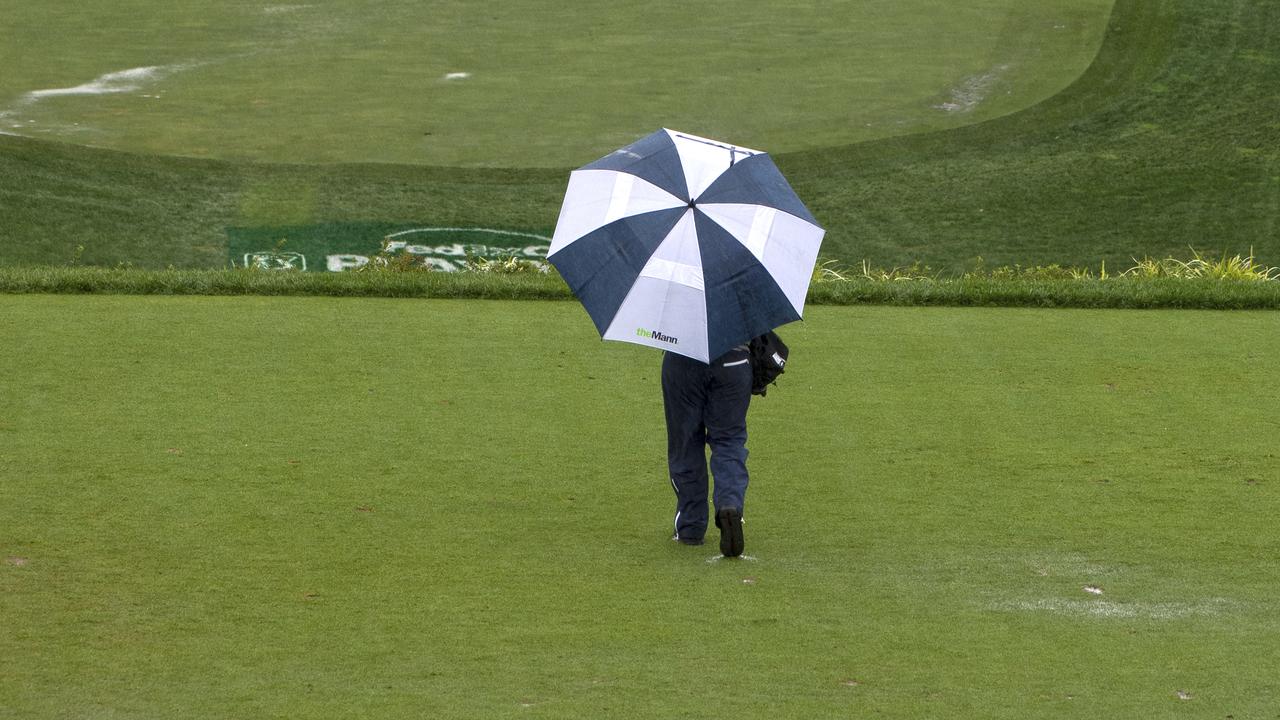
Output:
[548,128,825,363]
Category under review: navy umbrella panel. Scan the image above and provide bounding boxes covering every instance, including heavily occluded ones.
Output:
[549,128,825,363]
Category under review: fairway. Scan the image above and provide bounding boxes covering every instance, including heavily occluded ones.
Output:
[2,296,1277,717]
[3,5,1279,717]
[0,0,1114,166]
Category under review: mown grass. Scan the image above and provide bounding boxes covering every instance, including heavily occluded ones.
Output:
[4,264,1280,310]
[1,0,1277,273]
[793,0,1280,271]
[0,1,1112,166]
[2,297,1278,718]
[809,276,1280,310]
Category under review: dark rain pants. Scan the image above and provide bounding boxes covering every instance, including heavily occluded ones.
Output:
[662,347,752,542]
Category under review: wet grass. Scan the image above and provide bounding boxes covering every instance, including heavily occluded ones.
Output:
[0,1,1111,166]
[1,0,1278,274]
[2,297,1278,718]
[5,265,1280,310]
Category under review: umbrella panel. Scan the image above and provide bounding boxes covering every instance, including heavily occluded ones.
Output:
[580,131,690,201]
[550,206,688,337]
[601,210,710,360]
[695,152,819,225]
[693,211,801,360]
[550,170,685,256]
[695,202,824,316]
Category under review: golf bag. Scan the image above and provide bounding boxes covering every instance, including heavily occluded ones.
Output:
[748,331,789,396]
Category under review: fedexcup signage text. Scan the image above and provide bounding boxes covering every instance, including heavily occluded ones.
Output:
[327,239,549,272]
[637,327,678,345]
[229,225,550,273]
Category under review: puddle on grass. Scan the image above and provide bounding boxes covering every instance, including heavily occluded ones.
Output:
[0,63,200,141]
[977,551,1245,621]
[991,597,1236,621]
[263,4,314,14]
[27,66,168,99]
[934,64,1012,113]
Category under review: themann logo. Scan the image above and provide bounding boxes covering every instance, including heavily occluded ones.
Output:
[637,328,679,345]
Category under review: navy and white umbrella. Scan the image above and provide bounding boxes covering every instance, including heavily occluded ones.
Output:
[548,128,825,363]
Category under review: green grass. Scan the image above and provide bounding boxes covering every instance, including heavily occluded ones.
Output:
[0,0,1112,166]
[3,296,1278,717]
[1,0,1277,274]
[794,0,1280,271]
[0,265,573,300]
[5,264,1280,310]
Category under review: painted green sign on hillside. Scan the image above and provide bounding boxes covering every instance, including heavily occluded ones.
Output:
[227,223,551,272]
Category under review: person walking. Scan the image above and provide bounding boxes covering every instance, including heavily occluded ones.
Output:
[662,344,751,557]
[546,130,821,559]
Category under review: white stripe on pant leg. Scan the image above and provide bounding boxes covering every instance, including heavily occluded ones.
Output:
[722,358,749,367]
[672,477,681,534]
[671,477,684,535]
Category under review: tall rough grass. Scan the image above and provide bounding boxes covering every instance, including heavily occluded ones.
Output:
[812,250,1280,285]
[804,251,1280,308]
[3,250,1279,309]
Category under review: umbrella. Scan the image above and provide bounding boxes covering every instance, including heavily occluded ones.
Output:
[548,128,825,363]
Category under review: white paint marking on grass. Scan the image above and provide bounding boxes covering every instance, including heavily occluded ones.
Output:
[443,72,471,81]
[705,554,758,564]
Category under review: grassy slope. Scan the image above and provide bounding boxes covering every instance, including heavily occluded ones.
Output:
[0,140,562,268]
[0,0,1276,271]
[793,0,1280,271]
[2,296,1278,717]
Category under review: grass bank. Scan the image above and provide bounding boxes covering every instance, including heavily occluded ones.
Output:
[1,0,1277,272]
[0,265,571,300]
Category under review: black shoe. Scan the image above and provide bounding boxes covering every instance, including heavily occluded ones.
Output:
[716,507,744,557]
[672,534,704,546]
